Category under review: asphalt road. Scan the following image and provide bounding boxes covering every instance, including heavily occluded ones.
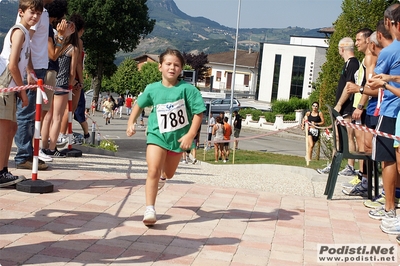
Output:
[75,108,307,161]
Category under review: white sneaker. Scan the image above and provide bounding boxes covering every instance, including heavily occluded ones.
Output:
[56,134,68,147]
[143,209,157,226]
[316,164,331,174]
[39,149,53,162]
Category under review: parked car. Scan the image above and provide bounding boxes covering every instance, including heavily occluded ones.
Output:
[209,98,241,114]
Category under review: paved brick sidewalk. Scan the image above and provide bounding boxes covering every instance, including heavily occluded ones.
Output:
[0,154,399,265]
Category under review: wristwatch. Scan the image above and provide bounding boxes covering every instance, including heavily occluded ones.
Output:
[57,36,64,42]
[383,82,387,90]
[359,87,364,94]
[357,104,363,110]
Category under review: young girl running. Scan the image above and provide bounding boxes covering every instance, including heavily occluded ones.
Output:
[126,48,205,226]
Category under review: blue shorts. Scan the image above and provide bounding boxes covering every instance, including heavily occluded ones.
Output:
[365,114,378,129]
[74,89,86,123]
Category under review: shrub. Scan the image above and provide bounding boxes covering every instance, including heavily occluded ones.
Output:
[272,97,309,114]
[239,108,264,121]
[264,112,276,123]
[283,113,295,121]
[239,98,308,123]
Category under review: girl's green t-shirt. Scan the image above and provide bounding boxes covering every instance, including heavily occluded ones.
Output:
[137,80,206,152]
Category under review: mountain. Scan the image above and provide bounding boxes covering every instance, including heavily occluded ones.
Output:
[124,0,326,63]
[0,0,327,64]
[0,0,18,33]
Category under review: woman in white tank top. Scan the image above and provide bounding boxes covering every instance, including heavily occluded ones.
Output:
[212,116,226,162]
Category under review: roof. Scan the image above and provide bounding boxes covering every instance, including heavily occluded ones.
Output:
[133,54,159,62]
[318,27,335,34]
[207,50,259,68]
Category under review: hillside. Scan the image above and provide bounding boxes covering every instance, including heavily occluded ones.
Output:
[121,0,326,63]
[0,0,328,64]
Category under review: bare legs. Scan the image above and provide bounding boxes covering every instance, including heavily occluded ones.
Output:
[145,145,181,206]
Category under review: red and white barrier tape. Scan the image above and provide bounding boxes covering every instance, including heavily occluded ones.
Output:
[0,80,71,94]
[304,120,331,130]
[336,116,400,141]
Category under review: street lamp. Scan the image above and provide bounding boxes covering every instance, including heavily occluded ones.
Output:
[229,0,241,124]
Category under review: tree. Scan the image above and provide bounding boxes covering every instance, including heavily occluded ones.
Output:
[317,0,394,114]
[138,62,161,95]
[182,52,209,81]
[67,0,155,102]
[110,58,140,96]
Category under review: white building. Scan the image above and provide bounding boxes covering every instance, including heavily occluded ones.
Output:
[207,49,259,94]
[257,36,328,102]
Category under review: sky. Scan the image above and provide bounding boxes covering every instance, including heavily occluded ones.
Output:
[174,0,343,29]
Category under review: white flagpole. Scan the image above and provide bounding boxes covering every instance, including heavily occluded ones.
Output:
[229,0,241,124]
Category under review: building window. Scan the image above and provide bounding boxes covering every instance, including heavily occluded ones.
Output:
[244,74,249,86]
[272,54,281,101]
[290,56,306,98]
[216,71,221,81]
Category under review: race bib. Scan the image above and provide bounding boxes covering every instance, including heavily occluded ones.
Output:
[310,127,319,137]
[156,99,189,133]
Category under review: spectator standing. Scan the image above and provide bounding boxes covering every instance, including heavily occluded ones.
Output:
[363,26,395,209]
[207,113,215,150]
[125,95,133,115]
[342,28,376,197]
[42,27,80,157]
[117,94,125,118]
[0,0,43,187]
[213,116,225,162]
[69,14,90,143]
[223,116,232,161]
[366,4,400,232]
[14,0,54,170]
[333,37,360,177]
[40,0,71,158]
[233,110,242,149]
[318,37,360,175]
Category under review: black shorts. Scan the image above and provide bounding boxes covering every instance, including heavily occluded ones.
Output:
[365,114,378,129]
[224,142,230,147]
[308,130,320,143]
[341,105,353,118]
[208,133,212,141]
[372,115,396,162]
[54,85,69,96]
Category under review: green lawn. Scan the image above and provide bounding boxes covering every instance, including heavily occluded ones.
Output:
[197,148,354,170]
